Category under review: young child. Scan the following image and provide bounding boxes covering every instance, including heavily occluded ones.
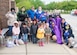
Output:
[44,23,52,44]
[63,24,74,48]
[12,21,20,46]
[30,19,38,44]
[37,23,45,46]
[64,25,69,45]
[21,22,29,44]
[6,37,15,48]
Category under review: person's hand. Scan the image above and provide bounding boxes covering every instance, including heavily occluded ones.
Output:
[28,33,30,35]
[22,34,24,36]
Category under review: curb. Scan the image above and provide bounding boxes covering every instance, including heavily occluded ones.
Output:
[62,44,77,55]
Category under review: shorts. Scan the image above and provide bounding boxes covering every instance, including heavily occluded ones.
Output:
[12,35,19,40]
[45,34,51,37]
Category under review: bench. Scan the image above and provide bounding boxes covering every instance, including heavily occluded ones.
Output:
[0,28,9,46]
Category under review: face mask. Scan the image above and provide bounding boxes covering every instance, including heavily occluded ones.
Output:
[11,11,15,14]
[66,26,69,29]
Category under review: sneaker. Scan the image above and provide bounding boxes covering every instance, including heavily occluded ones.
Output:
[16,44,19,46]
[13,44,16,47]
[69,46,73,48]
[38,42,41,46]
[41,41,44,46]
[66,43,69,45]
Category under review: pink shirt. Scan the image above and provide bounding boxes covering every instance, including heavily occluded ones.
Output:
[12,26,20,35]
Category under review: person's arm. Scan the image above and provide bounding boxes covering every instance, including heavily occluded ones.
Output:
[27,10,30,17]
[42,29,45,33]
[12,27,15,35]
[69,29,74,38]
[20,27,23,35]
[27,28,29,34]
[18,27,20,35]
[25,11,28,18]
[5,12,10,19]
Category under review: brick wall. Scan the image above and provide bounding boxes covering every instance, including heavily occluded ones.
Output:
[0,0,10,28]
[0,0,16,28]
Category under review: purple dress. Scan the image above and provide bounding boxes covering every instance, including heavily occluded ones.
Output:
[48,18,62,44]
[56,17,62,41]
[53,25,62,44]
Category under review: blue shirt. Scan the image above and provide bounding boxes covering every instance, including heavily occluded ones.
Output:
[27,9,35,20]
[35,10,47,21]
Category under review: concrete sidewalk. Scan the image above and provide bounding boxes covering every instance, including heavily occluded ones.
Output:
[0,42,77,55]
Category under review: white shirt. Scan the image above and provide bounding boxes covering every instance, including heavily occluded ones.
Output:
[12,26,20,35]
[5,11,17,26]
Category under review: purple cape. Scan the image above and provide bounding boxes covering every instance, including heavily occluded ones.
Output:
[53,25,62,44]
[47,18,56,29]
[56,17,62,40]
[56,17,61,29]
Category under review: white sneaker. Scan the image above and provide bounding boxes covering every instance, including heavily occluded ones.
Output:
[16,44,19,46]
[13,44,16,47]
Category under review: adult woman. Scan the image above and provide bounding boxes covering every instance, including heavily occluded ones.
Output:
[35,6,47,22]
[27,6,35,21]
[51,22,63,44]
[56,15,63,42]
[17,7,28,22]
[5,8,17,36]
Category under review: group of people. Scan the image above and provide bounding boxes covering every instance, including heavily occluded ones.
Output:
[4,6,75,48]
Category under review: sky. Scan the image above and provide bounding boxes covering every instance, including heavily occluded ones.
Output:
[41,0,64,4]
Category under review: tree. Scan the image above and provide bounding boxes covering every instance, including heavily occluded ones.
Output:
[16,0,45,10]
[15,0,25,3]
[15,0,77,10]
[16,0,32,10]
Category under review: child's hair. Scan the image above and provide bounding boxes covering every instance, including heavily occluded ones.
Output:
[65,24,71,30]
[49,15,52,18]
[33,19,37,24]
[33,19,37,21]
[56,15,62,18]
[22,22,27,25]
[39,23,43,27]
[46,23,49,27]
[62,18,65,20]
